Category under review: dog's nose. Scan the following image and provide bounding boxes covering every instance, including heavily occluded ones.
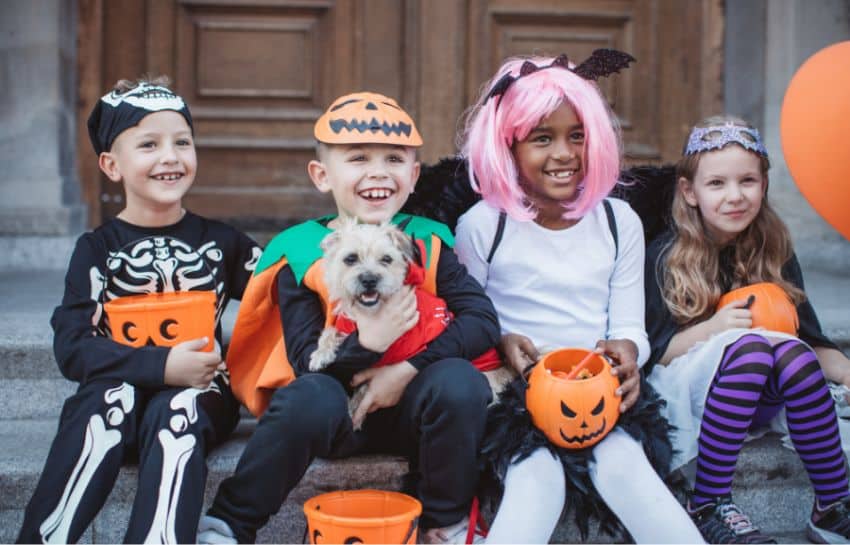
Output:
[358,272,379,290]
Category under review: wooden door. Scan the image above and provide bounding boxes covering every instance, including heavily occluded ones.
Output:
[77,0,723,233]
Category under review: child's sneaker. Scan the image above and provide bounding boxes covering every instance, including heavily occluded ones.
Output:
[197,514,237,545]
[688,498,776,544]
[829,383,850,419]
[807,497,850,543]
[421,517,485,544]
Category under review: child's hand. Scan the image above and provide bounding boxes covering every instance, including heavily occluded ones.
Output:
[710,298,753,333]
[350,361,418,429]
[499,333,539,375]
[351,286,419,352]
[163,337,222,389]
[596,339,639,413]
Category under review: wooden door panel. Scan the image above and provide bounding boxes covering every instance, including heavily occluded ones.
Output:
[174,1,347,227]
[78,0,722,230]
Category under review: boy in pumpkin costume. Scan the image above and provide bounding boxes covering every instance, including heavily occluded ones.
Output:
[199,92,498,544]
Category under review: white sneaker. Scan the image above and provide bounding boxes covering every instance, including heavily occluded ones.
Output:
[420,517,486,544]
[197,514,237,545]
[829,383,850,419]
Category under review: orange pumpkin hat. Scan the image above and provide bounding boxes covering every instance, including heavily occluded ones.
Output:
[314,92,423,147]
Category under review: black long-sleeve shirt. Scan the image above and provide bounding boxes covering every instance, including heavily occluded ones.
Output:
[276,242,500,384]
[51,212,260,387]
[644,230,838,374]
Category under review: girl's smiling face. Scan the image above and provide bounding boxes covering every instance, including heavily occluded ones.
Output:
[512,102,585,229]
[681,145,767,245]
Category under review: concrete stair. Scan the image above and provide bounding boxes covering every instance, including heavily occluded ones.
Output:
[1,267,848,543]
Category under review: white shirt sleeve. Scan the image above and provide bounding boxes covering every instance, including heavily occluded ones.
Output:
[606,200,651,367]
[454,202,498,289]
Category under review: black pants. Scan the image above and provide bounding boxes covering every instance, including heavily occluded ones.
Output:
[17,376,239,544]
[208,358,492,543]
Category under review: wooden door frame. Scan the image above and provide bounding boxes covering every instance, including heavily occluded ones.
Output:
[77,0,105,228]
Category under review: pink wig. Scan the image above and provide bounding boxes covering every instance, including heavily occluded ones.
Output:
[461,55,622,221]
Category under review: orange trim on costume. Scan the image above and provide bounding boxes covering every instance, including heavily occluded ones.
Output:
[227,258,294,417]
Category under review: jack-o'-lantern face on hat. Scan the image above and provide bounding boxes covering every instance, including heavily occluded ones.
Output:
[314,92,423,147]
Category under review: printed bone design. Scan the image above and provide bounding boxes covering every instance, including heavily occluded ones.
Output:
[105,236,217,299]
[40,383,135,543]
[142,386,210,543]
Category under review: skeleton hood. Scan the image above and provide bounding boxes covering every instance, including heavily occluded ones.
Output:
[87,82,194,155]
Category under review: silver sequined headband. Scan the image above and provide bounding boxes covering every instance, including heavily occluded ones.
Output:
[684,123,769,157]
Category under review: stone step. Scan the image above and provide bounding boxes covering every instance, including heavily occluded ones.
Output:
[1,267,848,420]
[0,418,814,543]
[0,235,77,272]
[0,268,845,542]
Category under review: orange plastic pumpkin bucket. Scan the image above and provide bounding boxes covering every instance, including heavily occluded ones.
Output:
[303,489,422,544]
[717,282,798,335]
[526,348,620,449]
[104,291,216,352]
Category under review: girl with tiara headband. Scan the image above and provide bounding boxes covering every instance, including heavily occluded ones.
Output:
[644,114,850,544]
[454,52,704,544]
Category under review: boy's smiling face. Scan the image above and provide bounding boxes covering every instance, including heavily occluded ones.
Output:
[308,143,419,225]
[98,110,196,223]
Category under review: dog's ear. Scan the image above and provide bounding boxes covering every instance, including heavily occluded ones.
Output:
[408,234,423,266]
[386,225,418,264]
[320,229,342,254]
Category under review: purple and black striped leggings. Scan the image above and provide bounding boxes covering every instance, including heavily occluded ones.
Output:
[693,333,849,508]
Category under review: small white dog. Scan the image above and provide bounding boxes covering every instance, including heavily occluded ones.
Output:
[309,219,513,425]
[308,220,417,372]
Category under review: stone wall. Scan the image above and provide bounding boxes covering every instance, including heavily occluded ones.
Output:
[0,0,82,237]
[762,0,850,272]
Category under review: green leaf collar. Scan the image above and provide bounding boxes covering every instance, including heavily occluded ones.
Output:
[255,214,454,284]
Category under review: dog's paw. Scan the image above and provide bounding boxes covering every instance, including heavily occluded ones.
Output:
[308,350,332,372]
[309,327,343,371]
[484,365,518,405]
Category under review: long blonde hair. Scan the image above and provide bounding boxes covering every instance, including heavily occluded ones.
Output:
[660,115,805,325]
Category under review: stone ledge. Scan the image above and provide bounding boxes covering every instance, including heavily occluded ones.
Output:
[0,235,77,271]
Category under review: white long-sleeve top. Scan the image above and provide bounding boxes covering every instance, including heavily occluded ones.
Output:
[455,198,650,367]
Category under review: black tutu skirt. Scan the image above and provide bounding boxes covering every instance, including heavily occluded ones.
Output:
[478,374,679,540]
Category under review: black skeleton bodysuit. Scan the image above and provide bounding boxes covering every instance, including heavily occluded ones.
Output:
[17,212,260,544]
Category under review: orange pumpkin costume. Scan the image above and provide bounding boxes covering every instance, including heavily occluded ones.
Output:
[227,213,491,417]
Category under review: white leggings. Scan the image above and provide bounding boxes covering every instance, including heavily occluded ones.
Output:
[485,428,705,544]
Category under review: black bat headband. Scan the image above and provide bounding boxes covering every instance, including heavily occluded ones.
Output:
[485,49,636,108]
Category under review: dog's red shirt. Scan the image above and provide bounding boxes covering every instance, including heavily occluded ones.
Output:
[334,247,501,371]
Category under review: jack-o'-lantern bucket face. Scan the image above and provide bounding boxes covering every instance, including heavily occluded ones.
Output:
[717,282,798,335]
[314,92,423,147]
[104,291,216,352]
[304,489,422,544]
[526,348,620,449]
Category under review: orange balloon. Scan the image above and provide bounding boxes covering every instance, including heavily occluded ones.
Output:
[781,41,850,241]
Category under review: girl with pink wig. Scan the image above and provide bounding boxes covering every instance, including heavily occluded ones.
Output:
[455,53,704,543]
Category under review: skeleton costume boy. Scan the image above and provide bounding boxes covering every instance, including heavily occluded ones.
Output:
[17,83,261,544]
